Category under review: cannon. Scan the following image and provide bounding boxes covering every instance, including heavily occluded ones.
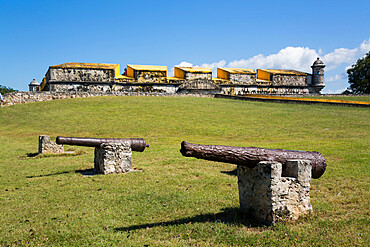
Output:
[180,141,326,179]
[56,136,149,152]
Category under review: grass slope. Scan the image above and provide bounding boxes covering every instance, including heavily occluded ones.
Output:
[0,96,369,246]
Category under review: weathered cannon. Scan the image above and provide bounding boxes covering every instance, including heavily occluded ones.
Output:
[56,136,149,152]
[180,141,326,179]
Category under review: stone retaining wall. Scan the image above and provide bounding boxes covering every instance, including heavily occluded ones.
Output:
[3,91,367,107]
[1,91,213,106]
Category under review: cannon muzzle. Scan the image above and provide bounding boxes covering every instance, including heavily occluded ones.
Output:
[180,141,326,179]
[56,136,149,152]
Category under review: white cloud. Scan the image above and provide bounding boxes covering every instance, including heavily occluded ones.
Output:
[226,39,369,73]
[323,38,370,71]
[177,61,193,67]
[228,47,318,72]
[200,60,226,69]
[360,38,370,53]
[326,74,347,82]
[200,60,226,77]
[323,48,359,70]
[168,61,194,76]
[321,88,347,94]
[171,38,369,89]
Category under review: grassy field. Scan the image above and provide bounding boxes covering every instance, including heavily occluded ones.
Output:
[0,96,369,246]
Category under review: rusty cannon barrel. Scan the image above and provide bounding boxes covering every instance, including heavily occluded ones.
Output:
[180,141,326,179]
[56,136,149,152]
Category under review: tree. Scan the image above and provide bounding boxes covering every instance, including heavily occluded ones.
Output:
[347,51,370,94]
[0,85,17,94]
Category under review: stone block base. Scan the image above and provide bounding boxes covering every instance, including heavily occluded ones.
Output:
[237,160,312,225]
[94,142,132,174]
[38,135,64,154]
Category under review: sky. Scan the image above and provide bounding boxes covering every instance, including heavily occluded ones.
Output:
[0,0,369,93]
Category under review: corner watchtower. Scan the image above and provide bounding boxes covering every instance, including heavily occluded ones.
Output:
[28,79,40,92]
[311,57,325,87]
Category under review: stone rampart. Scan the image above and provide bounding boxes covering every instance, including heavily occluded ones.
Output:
[135,71,167,83]
[1,91,213,106]
[272,74,308,86]
[48,68,115,82]
[229,74,256,84]
[184,72,212,80]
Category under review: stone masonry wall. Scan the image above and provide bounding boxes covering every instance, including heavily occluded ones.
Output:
[94,142,132,174]
[237,160,312,225]
[1,87,318,107]
[38,135,64,154]
[272,75,307,86]
[49,84,113,93]
[229,74,256,84]
[184,72,212,80]
[135,71,167,83]
[48,68,115,82]
[2,91,213,106]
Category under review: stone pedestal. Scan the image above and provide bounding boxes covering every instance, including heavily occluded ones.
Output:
[237,160,312,225]
[94,142,132,174]
[38,135,64,154]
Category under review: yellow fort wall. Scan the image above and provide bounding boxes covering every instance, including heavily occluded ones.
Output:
[127,65,135,78]
[257,69,271,81]
[217,68,229,80]
[174,67,185,79]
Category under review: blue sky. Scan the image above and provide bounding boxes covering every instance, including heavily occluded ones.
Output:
[0,0,369,93]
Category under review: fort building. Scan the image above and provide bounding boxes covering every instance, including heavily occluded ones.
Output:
[174,67,212,80]
[34,58,325,95]
[217,68,256,85]
[126,64,167,83]
[256,69,311,86]
[39,62,121,92]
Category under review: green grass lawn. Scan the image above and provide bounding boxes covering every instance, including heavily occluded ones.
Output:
[0,96,369,246]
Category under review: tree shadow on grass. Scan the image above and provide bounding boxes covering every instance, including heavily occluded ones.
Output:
[114,207,265,232]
